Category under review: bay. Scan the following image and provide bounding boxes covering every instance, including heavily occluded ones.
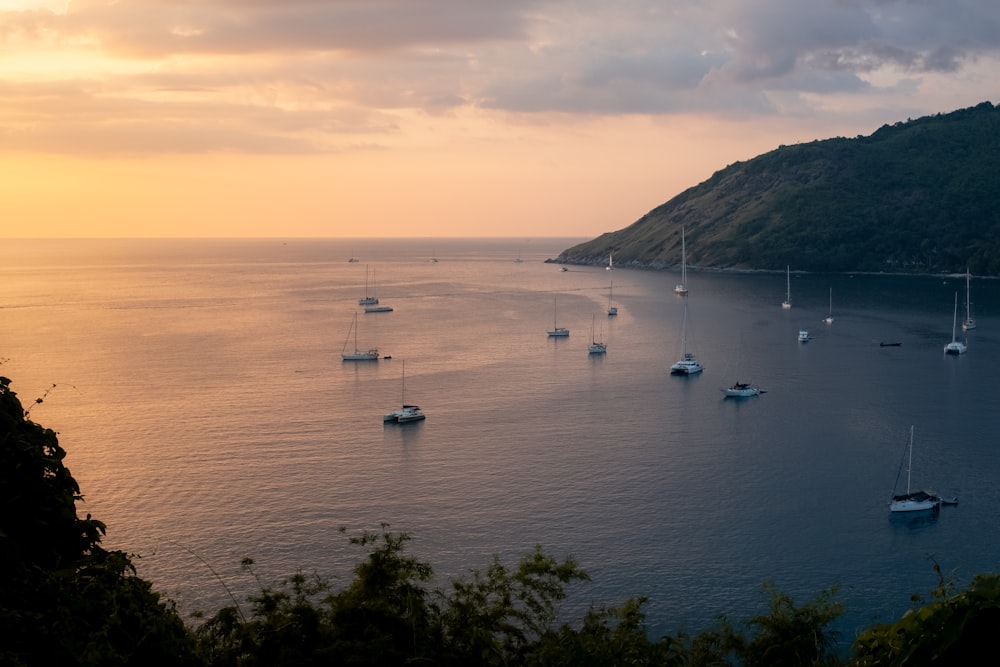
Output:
[1,238,997,645]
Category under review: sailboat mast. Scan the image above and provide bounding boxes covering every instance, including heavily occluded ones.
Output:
[952,292,959,342]
[906,425,914,494]
[681,229,687,284]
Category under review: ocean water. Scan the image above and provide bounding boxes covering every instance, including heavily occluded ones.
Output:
[2,238,998,644]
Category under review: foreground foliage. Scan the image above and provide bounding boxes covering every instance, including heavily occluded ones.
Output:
[0,376,196,665]
[4,373,1000,666]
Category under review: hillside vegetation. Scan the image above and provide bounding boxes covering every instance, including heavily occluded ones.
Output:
[555,102,1000,275]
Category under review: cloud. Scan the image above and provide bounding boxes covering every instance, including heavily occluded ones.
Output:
[0,0,998,155]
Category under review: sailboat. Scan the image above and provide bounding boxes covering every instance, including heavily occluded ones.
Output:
[383,361,425,423]
[962,268,976,331]
[606,252,614,271]
[547,297,569,337]
[674,229,689,295]
[782,266,792,309]
[823,288,834,324]
[889,426,941,512]
[341,311,379,361]
[607,281,618,316]
[359,265,378,305]
[588,316,607,354]
[944,291,967,355]
[670,300,702,375]
[363,269,394,312]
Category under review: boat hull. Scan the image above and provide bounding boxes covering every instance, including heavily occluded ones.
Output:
[722,384,760,397]
[343,352,379,361]
[670,360,703,375]
[385,406,425,423]
[889,492,941,513]
[547,328,569,337]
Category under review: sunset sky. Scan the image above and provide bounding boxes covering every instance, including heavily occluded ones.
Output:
[2,0,998,239]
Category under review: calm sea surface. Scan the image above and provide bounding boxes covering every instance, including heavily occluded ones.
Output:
[2,238,998,644]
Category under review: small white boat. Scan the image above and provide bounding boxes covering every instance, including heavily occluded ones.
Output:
[384,362,425,423]
[547,297,569,337]
[674,229,689,296]
[606,252,614,271]
[944,292,967,355]
[607,280,618,316]
[670,301,702,375]
[798,329,810,343]
[782,266,792,309]
[962,267,976,331]
[722,381,760,397]
[588,316,607,355]
[341,311,379,361]
[889,426,941,513]
[823,288,833,324]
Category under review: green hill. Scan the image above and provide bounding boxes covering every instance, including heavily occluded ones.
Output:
[555,101,1000,275]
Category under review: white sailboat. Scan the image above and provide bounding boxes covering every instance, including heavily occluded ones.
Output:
[889,426,940,513]
[383,361,425,423]
[782,266,792,309]
[547,297,569,337]
[363,269,393,312]
[606,252,614,271]
[670,300,702,375]
[962,268,976,331]
[588,316,607,354]
[359,265,378,305]
[607,281,618,316]
[674,229,689,295]
[823,288,834,324]
[341,311,379,361]
[944,291,967,355]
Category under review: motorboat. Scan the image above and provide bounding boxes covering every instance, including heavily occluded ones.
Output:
[722,381,760,397]
[798,329,810,342]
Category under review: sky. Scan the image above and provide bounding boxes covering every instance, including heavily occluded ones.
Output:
[1,0,998,239]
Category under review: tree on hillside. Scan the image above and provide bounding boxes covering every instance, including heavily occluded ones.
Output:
[0,376,196,666]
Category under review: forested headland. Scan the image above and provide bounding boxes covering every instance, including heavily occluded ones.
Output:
[555,102,1000,276]
[3,373,998,666]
